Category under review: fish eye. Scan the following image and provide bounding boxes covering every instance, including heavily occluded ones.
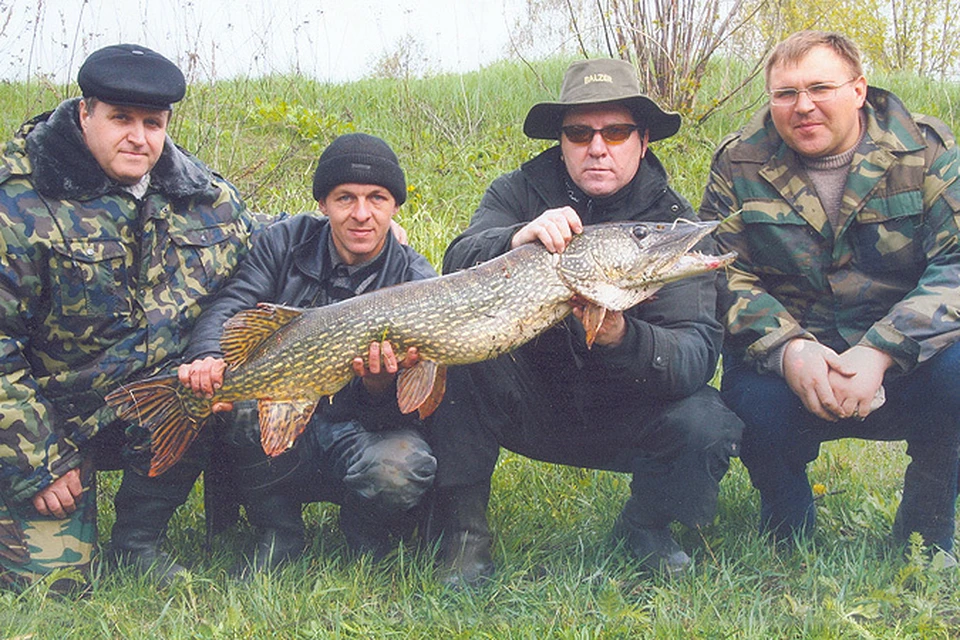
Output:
[632,225,649,240]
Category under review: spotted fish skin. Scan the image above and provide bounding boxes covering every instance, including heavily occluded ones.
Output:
[106,220,735,475]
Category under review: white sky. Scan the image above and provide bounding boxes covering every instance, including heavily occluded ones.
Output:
[0,0,537,84]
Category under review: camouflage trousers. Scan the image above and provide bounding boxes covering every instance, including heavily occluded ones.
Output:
[0,460,97,590]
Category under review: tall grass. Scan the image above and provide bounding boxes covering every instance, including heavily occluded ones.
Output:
[2,58,960,638]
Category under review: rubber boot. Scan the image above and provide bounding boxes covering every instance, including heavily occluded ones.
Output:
[233,491,305,578]
[612,496,691,577]
[109,465,197,586]
[435,481,495,588]
[226,442,306,578]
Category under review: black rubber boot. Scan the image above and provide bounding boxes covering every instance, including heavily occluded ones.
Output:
[612,496,691,577]
[225,442,306,578]
[434,481,495,588]
[232,491,305,578]
[109,466,197,587]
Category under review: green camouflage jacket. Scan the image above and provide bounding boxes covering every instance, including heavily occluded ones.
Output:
[0,98,258,504]
[700,87,960,374]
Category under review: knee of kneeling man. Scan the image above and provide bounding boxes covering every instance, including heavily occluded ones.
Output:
[345,448,437,510]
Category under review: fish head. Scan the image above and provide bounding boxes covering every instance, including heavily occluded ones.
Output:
[557,220,736,310]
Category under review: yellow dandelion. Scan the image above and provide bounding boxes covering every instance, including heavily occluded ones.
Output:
[812,483,827,497]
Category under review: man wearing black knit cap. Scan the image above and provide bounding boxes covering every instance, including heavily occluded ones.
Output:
[179,133,437,574]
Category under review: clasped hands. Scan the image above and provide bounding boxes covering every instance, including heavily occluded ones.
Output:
[782,339,891,423]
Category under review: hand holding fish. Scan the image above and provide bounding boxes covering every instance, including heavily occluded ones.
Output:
[178,356,232,412]
[510,206,583,253]
[352,342,420,397]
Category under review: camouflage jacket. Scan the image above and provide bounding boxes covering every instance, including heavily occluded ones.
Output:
[700,87,960,374]
[0,98,258,504]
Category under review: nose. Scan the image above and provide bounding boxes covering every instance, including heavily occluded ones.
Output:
[586,130,607,155]
[353,197,373,220]
[794,90,816,112]
[127,121,146,145]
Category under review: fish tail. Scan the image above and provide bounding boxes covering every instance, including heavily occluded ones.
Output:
[104,374,213,477]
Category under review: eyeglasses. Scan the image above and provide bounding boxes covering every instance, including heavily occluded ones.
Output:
[560,124,640,145]
[768,78,858,106]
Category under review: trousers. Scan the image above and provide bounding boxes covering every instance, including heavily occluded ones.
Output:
[428,355,743,528]
[722,341,960,550]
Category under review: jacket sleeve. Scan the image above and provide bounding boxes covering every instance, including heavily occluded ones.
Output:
[698,146,813,370]
[0,218,83,503]
[442,170,535,273]
[183,218,292,362]
[860,126,960,369]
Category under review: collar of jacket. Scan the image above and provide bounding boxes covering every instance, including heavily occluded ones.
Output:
[727,86,927,165]
[519,145,671,221]
[13,97,212,201]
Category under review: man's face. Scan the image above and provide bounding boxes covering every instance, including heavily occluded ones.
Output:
[319,183,398,265]
[79,99,169,184]
[560,104,643,198]
[767,45,867,158]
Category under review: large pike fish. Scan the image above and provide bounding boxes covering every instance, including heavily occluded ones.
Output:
[106,221,735,476]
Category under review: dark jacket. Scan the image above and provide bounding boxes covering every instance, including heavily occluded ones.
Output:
[443,146,723,399]
[185,213,437,427]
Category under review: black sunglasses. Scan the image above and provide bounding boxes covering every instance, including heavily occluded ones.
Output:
[560,124,640,145]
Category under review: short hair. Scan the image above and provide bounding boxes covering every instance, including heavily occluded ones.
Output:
[764,31,864,88]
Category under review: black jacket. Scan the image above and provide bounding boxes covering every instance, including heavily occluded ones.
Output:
[185,213,437,426]
[443,146,723,399]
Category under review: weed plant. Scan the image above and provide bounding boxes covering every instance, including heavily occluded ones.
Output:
[1,58,959,638]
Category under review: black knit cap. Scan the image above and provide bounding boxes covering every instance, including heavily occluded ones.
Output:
[78,44,186,110]
[312,133,407,205]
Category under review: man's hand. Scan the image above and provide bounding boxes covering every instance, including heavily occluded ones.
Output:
[33,467,83,518]
[827,345,893,420]
[352,341,420,397]
[178,356,232,412]
[510,207,584,253]
[782,339,852,421]
[390,219,408,245]
[571,304,627,347]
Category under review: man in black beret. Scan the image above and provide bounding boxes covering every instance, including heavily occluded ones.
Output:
[0,44,262,591]
[177,133,437,575]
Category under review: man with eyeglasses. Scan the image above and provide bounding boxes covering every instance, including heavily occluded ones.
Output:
[701,31,960,559]
[426,58,744,586]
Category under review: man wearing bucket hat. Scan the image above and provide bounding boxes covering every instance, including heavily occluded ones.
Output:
[178,133,437,574]
[429,58,744,585]
[0,44,260,590]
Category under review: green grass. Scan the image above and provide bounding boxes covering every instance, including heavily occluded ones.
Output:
[2,58,960,638]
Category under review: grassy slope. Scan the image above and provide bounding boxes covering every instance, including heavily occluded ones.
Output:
[1,59,960,638]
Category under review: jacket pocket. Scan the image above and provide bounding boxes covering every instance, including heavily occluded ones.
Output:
[851,192,924,276]
[165,222,245,297]
[51,239,131,317]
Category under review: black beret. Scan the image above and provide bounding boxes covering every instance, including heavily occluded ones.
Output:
[312,133,407,205]
[78,44,186,110]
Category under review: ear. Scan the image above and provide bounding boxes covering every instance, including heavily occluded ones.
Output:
[853,75,868,109]
[316,198,326,215]
[78,99,90,130]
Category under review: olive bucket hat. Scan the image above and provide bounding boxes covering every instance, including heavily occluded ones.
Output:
[523,58,681,142]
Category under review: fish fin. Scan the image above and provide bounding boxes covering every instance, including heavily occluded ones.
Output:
[258,399,318,456]
[396,360,442,415]
[221,303,304,368]
[417,364,447,419]
[581,303,607,349]
[104,374,211,477]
